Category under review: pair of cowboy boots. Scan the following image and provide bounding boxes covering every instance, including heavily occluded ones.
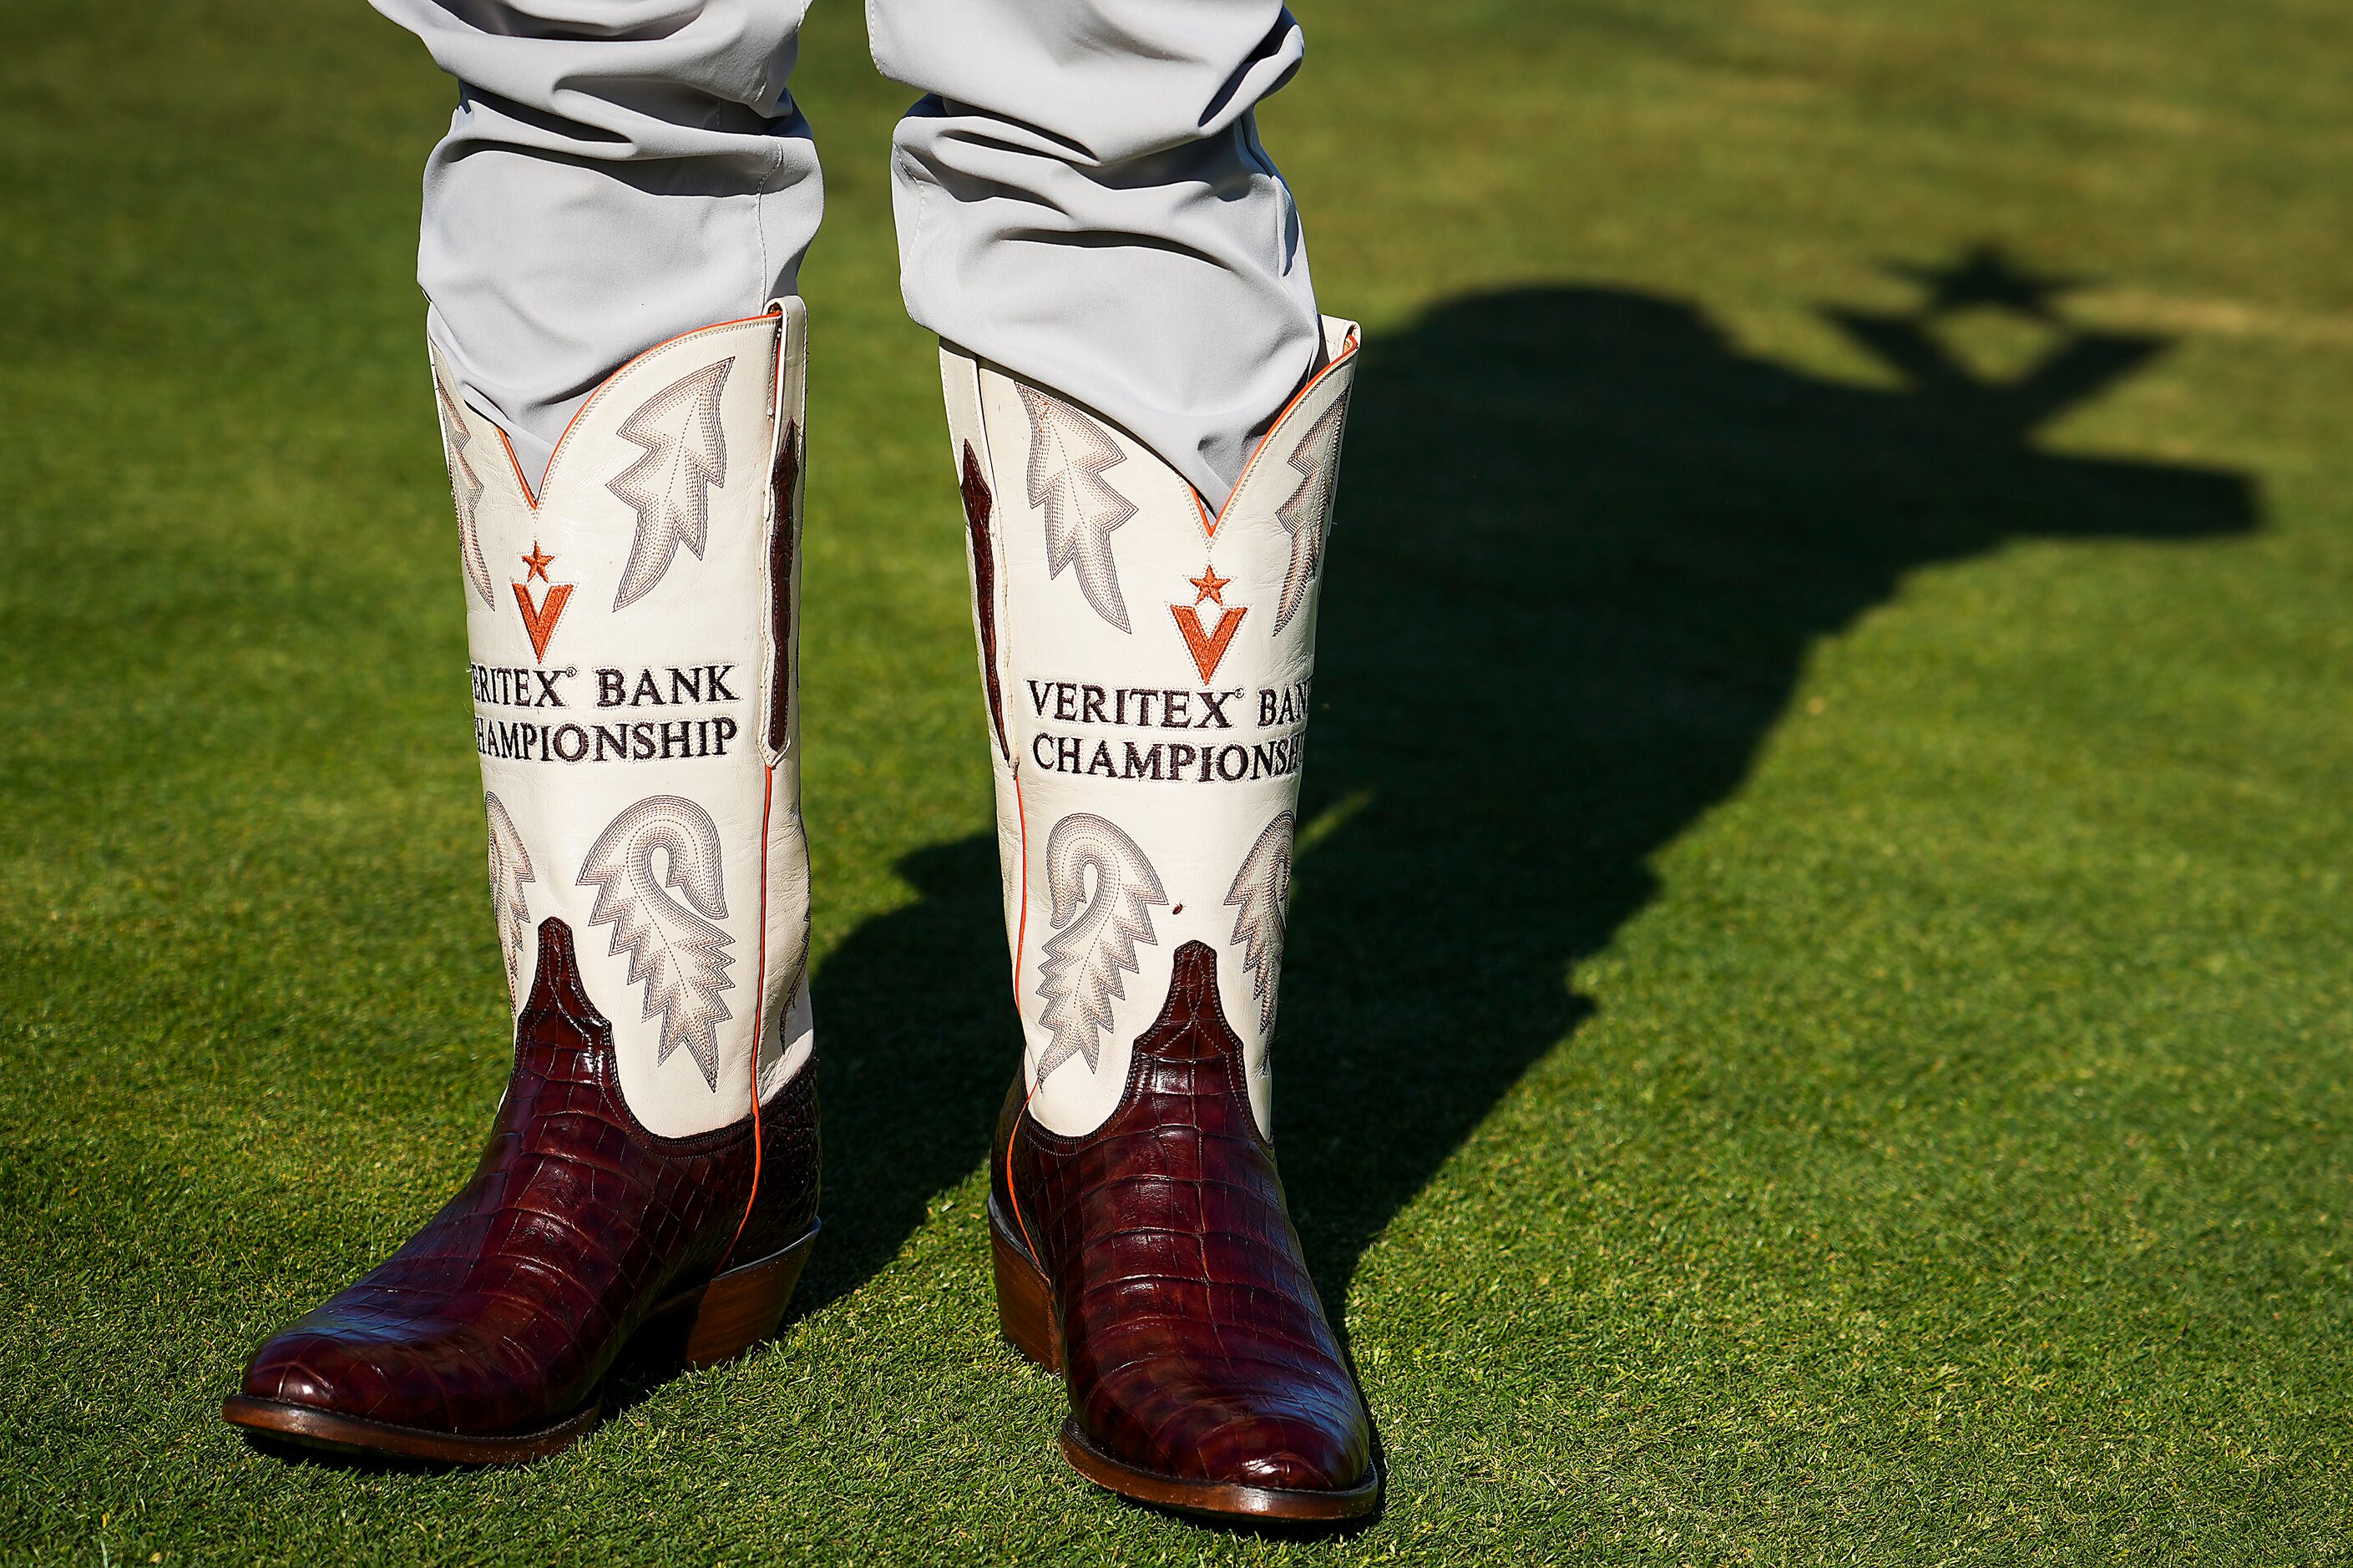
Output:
[224,303,1376,1524]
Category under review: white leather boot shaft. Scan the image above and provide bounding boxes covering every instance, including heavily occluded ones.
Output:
[942,317,1360,1138]
[437,302,814,1138]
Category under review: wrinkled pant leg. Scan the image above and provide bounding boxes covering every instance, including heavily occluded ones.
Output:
[873,0,1322,507]
[371,0,822,488]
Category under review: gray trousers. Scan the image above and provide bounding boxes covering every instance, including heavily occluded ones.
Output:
[373,0,1323,505]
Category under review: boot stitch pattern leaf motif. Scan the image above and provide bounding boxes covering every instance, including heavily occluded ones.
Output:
[1273,397,1348,633]
[1035,812,1166,1082]
[1225,810,1294,1044]
[435,367,495,608]
[484,792,535,1010]
[609,358,735,610]
[757,913,812,1088]
[578,796,736,1089]
[1020,387,1138,634]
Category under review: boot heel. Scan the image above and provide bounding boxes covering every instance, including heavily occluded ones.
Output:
[674,1222,820,1369]
[989,1201,1062,1372]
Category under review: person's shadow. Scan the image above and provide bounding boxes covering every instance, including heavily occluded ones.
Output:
[796,247,2258,1320]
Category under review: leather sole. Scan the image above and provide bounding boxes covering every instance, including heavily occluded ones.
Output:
[217,1390,603,1467]
[1060,1418,1382,1525]
[989,1199,1380,1524]
[221,1222,820,1466]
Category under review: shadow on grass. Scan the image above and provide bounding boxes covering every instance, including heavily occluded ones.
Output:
[797,248,2256,1328]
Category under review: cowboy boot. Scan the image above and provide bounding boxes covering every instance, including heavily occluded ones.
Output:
[223,304,822,1464]
[940,319,1378,1521]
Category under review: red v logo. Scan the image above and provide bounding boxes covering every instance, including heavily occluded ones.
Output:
[1170,603,1247,682]
[512,581,574,663]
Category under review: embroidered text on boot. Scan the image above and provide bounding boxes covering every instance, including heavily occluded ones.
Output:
[473,715,741,765]
[471,661,745,766]
[1021,675,1314,785]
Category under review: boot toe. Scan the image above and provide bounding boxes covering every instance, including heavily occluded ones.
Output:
[1201,1399,1371,1493]
[1228,1431,1367,1493]
[240,1328,423,1424]
[240,1344,337,1408]
[1080,1352,1372,1494]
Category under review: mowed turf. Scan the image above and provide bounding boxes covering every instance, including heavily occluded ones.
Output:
[3,0,2350,1560]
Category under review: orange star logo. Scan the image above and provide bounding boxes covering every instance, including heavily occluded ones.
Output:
[511,545,573,663]
[1188,566,1231,606]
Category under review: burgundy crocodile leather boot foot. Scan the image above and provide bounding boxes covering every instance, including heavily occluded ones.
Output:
[989,941,1379,1523]
[222,918,821,1464]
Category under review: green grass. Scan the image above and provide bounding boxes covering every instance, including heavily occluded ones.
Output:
[4,0,2350,1560]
